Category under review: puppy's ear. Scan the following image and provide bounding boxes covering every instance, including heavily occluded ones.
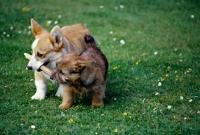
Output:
[74,60,95,71]
[31,19,47,37]
[49,26,63,50]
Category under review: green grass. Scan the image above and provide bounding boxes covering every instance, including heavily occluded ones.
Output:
[0,0,200,134]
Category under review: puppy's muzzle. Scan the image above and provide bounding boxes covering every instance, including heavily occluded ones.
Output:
[27,60,50,71]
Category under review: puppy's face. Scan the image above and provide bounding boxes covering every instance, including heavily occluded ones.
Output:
[51,52,94,85]
[27,19,64,70]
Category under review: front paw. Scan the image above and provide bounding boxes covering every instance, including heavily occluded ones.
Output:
[92,101,104,106]
[55,91,63,97]
[59,103,71,109]
[31,93,45,100]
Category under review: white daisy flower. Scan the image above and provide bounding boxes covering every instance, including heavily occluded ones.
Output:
[54,21,58,24]
[31,125,36,129]
[58,15,62,18]
[61,112,65,116]
[158,82,162,86]
[47,20,52,24]
[167,105,172,110]
[99,5,104,9]
[109,31,113,34]
[120,40,125,45]
[120,5,124,9]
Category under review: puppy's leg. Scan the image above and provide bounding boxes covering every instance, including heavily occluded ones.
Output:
[92,84,106,106]
[31,71,47,100]
[55,84,65,97]
[59,86,74,109]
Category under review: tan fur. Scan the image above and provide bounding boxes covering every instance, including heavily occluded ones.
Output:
[28,19,90,69]
[50,38,108,109]
[61,24,90,54]
[24,53,52,75]
[25,19,92,100]
[31,19,90,60]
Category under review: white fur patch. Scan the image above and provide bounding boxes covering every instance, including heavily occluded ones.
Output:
[49,52,62,63]
[55,84,65,97]
[62,48,67,54]
[28,38,45,70]
[31,80,47,100]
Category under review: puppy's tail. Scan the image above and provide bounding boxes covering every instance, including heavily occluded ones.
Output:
[84,35,97,48]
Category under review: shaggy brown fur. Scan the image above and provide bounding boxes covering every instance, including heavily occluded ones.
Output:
[51,35,108,109]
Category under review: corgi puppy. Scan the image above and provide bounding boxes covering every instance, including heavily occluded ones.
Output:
[24,19,92,100]
[50,35,108,109]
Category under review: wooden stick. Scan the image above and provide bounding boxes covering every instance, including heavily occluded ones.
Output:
[24,53,32,60]
[24,53,52,76]
[40,66,52,76]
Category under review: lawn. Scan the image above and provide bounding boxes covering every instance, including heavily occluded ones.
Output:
[0,0,200,134]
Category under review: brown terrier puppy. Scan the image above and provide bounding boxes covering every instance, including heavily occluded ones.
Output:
[50,35,108,109]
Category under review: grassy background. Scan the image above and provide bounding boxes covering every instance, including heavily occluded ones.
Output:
[0,0,200,134]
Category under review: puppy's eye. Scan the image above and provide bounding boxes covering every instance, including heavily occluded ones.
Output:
[37,52,43,57]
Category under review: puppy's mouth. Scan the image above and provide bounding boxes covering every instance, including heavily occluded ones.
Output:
[37,60,50,72]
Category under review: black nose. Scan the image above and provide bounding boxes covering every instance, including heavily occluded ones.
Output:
[50,76,53,80]
[27,66,32,70]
